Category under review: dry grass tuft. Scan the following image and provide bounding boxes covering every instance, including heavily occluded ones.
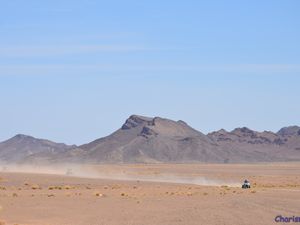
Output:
[31,184,41,190]
[63,185,73,190]
[49,185,73,190]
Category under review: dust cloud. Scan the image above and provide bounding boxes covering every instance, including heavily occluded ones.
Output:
[0,163,240,187]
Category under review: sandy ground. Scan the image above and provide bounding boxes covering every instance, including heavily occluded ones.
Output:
[0,163,300,225]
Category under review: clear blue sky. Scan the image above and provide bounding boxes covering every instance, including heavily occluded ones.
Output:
[0,0,299,144]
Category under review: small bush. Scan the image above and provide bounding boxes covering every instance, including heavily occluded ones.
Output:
[63,185,72,190]
[31,184,41,190]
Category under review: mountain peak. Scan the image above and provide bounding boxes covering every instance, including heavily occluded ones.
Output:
[216,129,228,133]
[13,134,35,140]
[232,127,254,134]
[121,115,153,130]
[177,120,188,125]
[277,126,300,136]
[130,115,153,121]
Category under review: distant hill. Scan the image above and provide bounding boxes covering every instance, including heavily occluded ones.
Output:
[0,134,81,164]
[0,115,300,164]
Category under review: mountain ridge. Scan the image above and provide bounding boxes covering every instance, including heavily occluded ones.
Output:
[0,115,300,164]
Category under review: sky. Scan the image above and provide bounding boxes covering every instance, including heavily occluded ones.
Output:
[0,0,299,145]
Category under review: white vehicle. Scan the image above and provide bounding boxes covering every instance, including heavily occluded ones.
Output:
[242,179,251,189]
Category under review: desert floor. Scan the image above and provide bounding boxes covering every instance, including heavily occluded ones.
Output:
[0,163,300,225]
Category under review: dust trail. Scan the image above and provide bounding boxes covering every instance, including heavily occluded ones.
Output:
[0,163,240,187]
[99,174,241,187]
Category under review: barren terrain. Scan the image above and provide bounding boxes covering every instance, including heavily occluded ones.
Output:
[0,163,300,225]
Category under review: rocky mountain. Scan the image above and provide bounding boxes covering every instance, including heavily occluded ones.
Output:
[0,115,300,164]
[207,126,300,162]
[0,134,81,164]
[79,115,222,163]
[277,126,300,136]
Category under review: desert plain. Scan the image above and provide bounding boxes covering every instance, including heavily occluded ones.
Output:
[0,163,300,225]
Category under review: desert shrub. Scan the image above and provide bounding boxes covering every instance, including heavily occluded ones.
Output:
[63,185,72,190]
[31,184,41,190]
